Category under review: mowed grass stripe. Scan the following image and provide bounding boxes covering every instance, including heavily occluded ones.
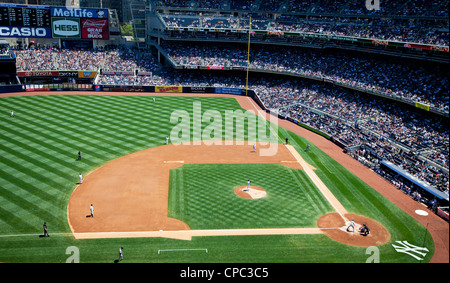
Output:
[287,168,333,215]
[8,102,148,158]
[13,99,152,152]
[0,138,77,181]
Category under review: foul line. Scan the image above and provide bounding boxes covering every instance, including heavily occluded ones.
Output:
[284,145,348,222]
[69,227,325,240]
[158,248,208,255]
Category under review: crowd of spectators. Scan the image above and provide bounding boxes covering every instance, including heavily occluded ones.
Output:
[14,46,160,73]
[160,41,449,112]
[162,13,449,46]
[15,49,56,71]
[153,0,449,17]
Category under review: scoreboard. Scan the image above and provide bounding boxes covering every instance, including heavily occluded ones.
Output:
[0,4,109,39]
[0,6,51,28]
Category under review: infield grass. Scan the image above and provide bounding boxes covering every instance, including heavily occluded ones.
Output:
[0,94,435,263]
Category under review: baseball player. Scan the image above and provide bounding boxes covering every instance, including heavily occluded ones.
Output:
[90,204,94,218]
[77,151,82,161]
[253,144,256,152]
[360,224,370,236]
[166,136,169,145]
[118,247,124,262]
[347,220,355,232]
[10,111,14,118]
[244,180,251,192]
[43,222,49,237]
[79,173,83,184]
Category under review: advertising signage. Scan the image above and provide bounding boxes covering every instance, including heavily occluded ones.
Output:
[0,26,51,38]
[50,7,108,19]
[81,18,109,39]
[51,17,109,40]
[52,17,80,38]
[0,3,109,39]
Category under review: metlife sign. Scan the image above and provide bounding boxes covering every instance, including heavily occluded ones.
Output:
[51,7,108,19]
[52,17,80,38]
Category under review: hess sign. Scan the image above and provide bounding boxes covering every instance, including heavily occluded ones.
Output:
[52,18,80,38]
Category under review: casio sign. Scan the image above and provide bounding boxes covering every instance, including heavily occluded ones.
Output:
[53,19,79,36]
[0,27,50,38]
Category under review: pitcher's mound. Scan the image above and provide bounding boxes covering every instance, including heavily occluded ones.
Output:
[235,186,267,199]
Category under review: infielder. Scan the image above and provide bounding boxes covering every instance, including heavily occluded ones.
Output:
[90,204,94,218]
[79,173,83,184]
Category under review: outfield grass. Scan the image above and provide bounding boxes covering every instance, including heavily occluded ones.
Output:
[0,94,434,263]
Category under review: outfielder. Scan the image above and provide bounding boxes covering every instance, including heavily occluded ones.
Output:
[118,247,124,262]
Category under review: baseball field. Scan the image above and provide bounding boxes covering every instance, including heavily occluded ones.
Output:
[0,92,446,263]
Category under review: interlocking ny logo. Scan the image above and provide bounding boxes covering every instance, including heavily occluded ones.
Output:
[392,241,429,261]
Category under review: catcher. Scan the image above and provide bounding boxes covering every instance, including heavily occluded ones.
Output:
[360,224,370,236]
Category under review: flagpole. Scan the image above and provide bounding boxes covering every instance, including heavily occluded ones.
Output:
[245,16,251,96]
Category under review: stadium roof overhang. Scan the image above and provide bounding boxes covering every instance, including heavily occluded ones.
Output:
[381,160,449,201]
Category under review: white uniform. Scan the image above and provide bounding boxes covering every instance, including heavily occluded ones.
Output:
[119,247,123,261]
[253,144,256,152]
[166,136,169,144]
[79,173,83,184]
[347,220,355,232]
[245,180,251,192]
